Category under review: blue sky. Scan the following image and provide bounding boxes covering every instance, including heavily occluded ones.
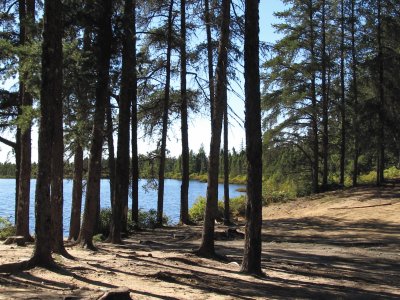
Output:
[172,0,285,158]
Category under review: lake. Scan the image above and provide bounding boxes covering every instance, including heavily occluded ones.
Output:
[0,178,245,236]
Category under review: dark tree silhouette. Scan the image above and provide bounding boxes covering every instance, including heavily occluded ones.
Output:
[16,0,34,242]
[241,0,263,276]
[197,0,230,257]
[156,0,174,227]
[180,0,190,225]
[31,0,63,267]
[78,0,112,250]
[109,0,135,243]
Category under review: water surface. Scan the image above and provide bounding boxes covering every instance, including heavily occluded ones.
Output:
[0,178,244,236]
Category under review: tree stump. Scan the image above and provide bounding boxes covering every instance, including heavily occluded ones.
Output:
[4,236,25,246]
[98,287,132,300]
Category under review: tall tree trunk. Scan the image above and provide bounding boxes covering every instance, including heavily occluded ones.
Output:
[197,0,230,257]
[15,0,26,227]
[16,0,34,242]
[50,2,68,253]
[131,0,139,227]
[321,0,329,189]
[180,0,190,225]
[339,0,346,187]
[78,0,112,250]
[223,90,230,225]
[156,0,174,226]
[204,0,215,120]
[351,0,359,187]
[30,0,63,267]
[69,28,90,241]
[106,97,115,210]
[68,144,83,241]
[241,0,262,276]
[15,130,20,225]
[109,0,134,243]
[309,0,319,193]
[50,88,68,256]
[376,0,385,186]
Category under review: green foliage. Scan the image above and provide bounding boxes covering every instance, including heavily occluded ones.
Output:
[229,195,247,217]
[188,196,207,222]
[230,175,246,185]
[384,166,400,179]
[132,209,169,229]
[96,208,112,236]
[0,217,16,240]
[262,178,297,205]
[14,105,39,133]
[358,171,377,184]
[93,234,105,242]
[357,167,400,185]
[189,195,248,222]
[96,207,170,236]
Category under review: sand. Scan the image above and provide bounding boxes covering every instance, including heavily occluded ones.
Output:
[0,182,399,299]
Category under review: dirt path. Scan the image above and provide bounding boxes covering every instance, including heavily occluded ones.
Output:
[0,183,399,299]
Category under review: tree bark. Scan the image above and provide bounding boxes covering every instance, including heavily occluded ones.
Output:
[50,90,68,256]
[78,0,112,250]
[204,0,215,121]
[351,0,359,187]
[376,0,385,186]
[131,0,139,227]
[309,0,319,193]
[106,97,115,211]
[30,0,63,267]
[109,0,134,243]
[223,89,230,225]
[50,8,69,253]
[240,0,262,276]
[339,0,346,187]
[16,0,34,242]
[321,0,329,189]
[197,0,230,257]
[180,0,190,225]
[156,0,174,227]
[68,144,83,241]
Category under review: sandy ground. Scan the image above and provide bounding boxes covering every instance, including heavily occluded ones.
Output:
[0,182,399,299]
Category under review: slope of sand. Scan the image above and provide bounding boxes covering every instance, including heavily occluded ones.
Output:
[1,183,399,299]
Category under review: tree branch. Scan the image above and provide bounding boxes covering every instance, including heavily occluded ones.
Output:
[0,136,16,149]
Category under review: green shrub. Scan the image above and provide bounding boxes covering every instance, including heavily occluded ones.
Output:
[131,209,169,229]
[230,175,247,185]
[189,196,207,222]
[189,174,208,182]
[384,166,400,179]
[96,208,112,236]
[96,207,170,236]
[93,233,105,242]
[229,195,247,217]
[262,178,297,205]
[189,195,247,222]
[0,217,16,240]
[359,171,376,184]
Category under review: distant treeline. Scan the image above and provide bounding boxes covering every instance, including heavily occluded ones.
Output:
[0,146,247,184]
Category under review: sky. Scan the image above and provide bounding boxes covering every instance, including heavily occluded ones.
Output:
[0,0,285,163]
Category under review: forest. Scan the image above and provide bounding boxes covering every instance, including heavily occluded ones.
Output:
[0,0,399,298]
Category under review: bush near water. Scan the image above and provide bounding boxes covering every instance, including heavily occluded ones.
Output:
[0,217,16,240]
[95,208,170,239]
[189,195,247,222]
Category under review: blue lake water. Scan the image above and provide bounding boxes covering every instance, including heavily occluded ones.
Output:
[0,178,244,236]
